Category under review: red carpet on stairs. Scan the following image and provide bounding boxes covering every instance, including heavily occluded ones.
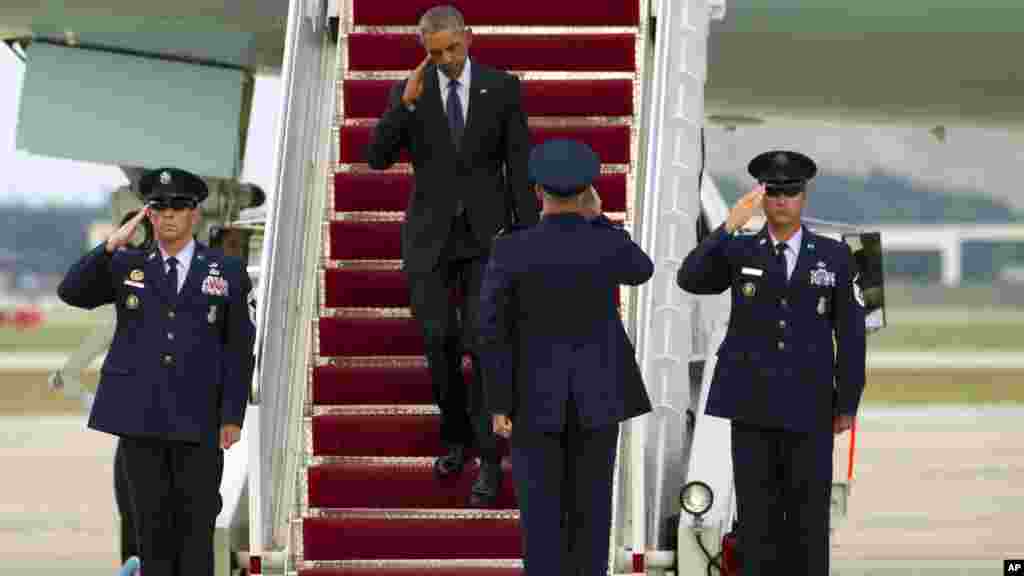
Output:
[302,1,642,574]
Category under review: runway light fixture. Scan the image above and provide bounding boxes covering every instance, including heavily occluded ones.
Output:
[680,481,714,518]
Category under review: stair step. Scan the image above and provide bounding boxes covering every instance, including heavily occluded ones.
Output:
[334,171,628,214]
[313,364,473,406]
[344,79,632,119]
[308,458,516,509]
[348,1,639,26]
[340,125,631,166]
[311,410,508,457]
[303,512,522,561]
[299,560,522,576]
[348,32,636,73]
[319,317,422,357]
[312,410,442,456]
[325,269,409,308]
[329,221,403,260]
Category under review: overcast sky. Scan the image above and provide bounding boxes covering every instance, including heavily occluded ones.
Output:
[1,43,1022,213]
[705,120,1024,211]
[0,46,280,207]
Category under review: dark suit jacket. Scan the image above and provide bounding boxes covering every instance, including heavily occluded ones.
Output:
[57,241,256,447]
[477,214,654,433]
[366,61,539,273]
[677,224,867,433]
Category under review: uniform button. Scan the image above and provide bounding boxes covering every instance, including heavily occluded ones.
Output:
[778,320,787,329]
[778,341,786,351]
[167,332,175,341]
[780,298,789,308]
[168,310,175,319]
[162,354,174,366]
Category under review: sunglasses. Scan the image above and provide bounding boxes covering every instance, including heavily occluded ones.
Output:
[763,185,803,198]
[148,197,197,211]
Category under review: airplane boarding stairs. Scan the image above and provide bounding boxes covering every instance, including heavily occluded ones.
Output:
[295,1,645,573]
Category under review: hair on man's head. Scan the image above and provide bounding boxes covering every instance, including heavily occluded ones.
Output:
[419,5,466,38]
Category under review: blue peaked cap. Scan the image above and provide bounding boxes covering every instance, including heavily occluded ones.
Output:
[528,139,600,197]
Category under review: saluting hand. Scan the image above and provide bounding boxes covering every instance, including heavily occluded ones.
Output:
[833,414,855,435]
[220,424,242,449]
[724,184,765,234]
[401,56,431,107]
[105,206,150,253]
[581,186,603,220]
[492,414,513,439]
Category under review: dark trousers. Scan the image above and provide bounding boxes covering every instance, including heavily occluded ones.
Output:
[512,398,620,576]
[119,436,224,576]
[406,213,497,462]
[730,420,833,576]
[113,439,138,562]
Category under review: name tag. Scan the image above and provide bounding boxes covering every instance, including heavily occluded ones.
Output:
[740,267,764,277]
[123,280,145,289]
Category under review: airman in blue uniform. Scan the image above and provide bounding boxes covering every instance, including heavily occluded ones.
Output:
[677,151,867,575]
[478,140,654,575]
[57,168,255,576]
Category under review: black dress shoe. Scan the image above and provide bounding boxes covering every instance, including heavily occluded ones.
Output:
[433,445,465,479]
[468,459,503,507]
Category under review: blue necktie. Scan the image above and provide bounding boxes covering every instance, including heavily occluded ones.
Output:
[447,79,465,149]
[165,256,179,296]
[775,243,788,282]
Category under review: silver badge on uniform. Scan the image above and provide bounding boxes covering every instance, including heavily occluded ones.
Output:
[208,305,218,324]
[810,268,835,287]
[817,296,827,315]
[742,282,757,297]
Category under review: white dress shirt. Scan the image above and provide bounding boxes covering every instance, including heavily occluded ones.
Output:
[769,226,802,282]
[438,57,471,122]
[160,239,195,294]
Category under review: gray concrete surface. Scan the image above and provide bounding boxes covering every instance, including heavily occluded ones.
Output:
[2,406,1021,575]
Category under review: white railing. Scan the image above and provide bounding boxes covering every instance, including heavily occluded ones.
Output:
[618,0,725,572]
[247,0,336,571]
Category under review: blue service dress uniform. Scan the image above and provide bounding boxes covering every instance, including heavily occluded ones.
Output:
[677,223,866,575]
[478,213,654,576]
[57,239,255,576]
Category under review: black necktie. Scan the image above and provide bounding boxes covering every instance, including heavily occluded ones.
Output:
[165,256,179,296]
[447,79,465,149]
[774,243,788,282]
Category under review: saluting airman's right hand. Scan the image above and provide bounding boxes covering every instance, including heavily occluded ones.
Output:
[401,56,431,107]
[105,206,150,253]
[724,184,765,234]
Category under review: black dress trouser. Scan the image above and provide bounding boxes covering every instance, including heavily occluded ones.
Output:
[730,420,833,576]
[119,436,224,576]
[406,212,497,463]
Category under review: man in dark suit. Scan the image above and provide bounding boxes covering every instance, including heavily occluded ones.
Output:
[478,139,654,575]
[366,4,538,506]
[58,168,256,576]
[677,151,867,575]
